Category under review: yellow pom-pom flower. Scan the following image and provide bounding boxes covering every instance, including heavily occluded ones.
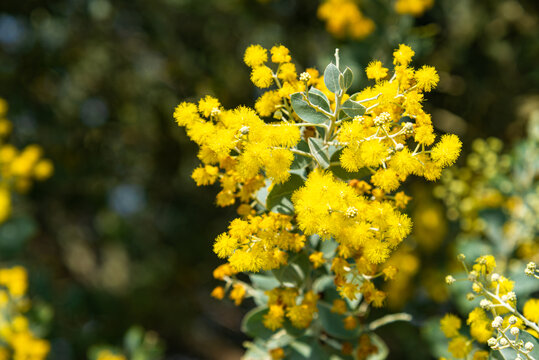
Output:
[415,65,440,92]
[244,44,268,68]
[430,134,462,167]
[251,66,274,88]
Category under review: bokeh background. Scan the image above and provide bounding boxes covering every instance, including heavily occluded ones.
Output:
[0,0,538,359]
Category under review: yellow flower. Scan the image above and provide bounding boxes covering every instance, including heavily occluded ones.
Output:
[212,263,236,280]
[331,299,347,315]
[394,191,412,209]
[0,119,12,137]
[229,283,246,306]
[244,44,268,68]
[415,125,435,145]
[393,44,415,66]
[277,62,297,82]
[211,286,225,300]
[269,348,285,360]
[317,0,374,39]
[173,102,200,128]
[338,282,359,301]
[395,0,434,16]
[365,60,388,80]
[523,298,539,323]
[343,315,358,330]
[255,90,281,117]
[250,66,274,88]
[448,336,472,359]
[270,45,291,63]
[191,165,219,186]
[286,304,315,328]
[33,159,54,180]
[371,168,400,192]
[0,188,11,224]
[309,252,326,269]
[472,255,496,276]
[0,266,28,297]
[382,266,398,280]
[431,134,462,167]
[440,314,461,338]
[415,65,439,92]
[198,95,221,117]
[213,233,238,258]
[263,304,285,330]
[467,308,492,343]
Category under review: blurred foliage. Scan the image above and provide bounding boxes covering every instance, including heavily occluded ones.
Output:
[0,0,537,359]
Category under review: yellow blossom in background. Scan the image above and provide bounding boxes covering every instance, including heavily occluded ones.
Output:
[331,299,347,315]
[0,97,53,224]
[229,283,246,306]
[309,251,326,268]
[448,336,472,359]
[440,314,461,338]
[343,315,358,330]
[523,298,539,323]
[263,304,285,330]
[395,0,434,16]
[317,0,375,40]
[0,266,50,360]
[472,255,496,276]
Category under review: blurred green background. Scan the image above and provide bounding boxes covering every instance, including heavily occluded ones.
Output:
[0,0,538,359]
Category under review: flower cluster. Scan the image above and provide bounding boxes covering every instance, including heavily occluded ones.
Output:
[213,213,305,272]
[0,98,54,224]
[316,0,434,40]
[0,266,50,360]
[442,255,539,360]
[174,44,461,358]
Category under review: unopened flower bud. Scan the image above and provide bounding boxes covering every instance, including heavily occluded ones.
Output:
[468,271,478,281]
[510,327,519,336]
[506,292,517,302]
[525,342,534,351]
[395,143,404,151]
[345,206,357,218]
[457,253,466,262]
[353,115,364,123]
[499,338,508,346]
[374,112,391,126]
[480,299,493,310]
[491,273,500,282]
[466,293,475,301]
[445,275,456,285]
[492,316,503,328]
[299,72,311,82]
[240,126,250,134]
[525,262,537,276]
[487,337,498,348]
[508,316,518,325]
